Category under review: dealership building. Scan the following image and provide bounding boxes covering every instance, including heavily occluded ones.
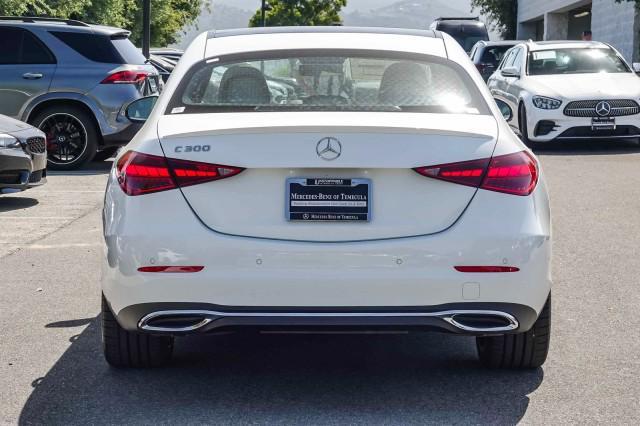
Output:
[517,0,639,61]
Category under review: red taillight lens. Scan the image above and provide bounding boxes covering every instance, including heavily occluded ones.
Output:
[414,158,489,188]
[116,151,244,196]
[414,151,538,196]
[483,151,538,196]
[116,151,175,196]
[138,266,204,273]
[101,70,149,84]
[167,157,244,188]
[455,266,520,273]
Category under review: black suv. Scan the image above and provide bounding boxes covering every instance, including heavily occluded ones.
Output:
[429,17,489,53]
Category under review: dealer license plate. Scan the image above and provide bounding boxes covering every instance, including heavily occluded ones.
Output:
[286,178,371,222]
[591,117,616,131]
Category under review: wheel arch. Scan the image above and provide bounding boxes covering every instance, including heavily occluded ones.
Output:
[23,95,105,146]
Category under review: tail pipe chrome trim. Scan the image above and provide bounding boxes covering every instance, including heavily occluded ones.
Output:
[138,309,519,333]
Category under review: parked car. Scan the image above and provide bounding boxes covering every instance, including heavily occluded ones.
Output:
[149,47,183,63]
[488,40,640,145]
[102,27,551,369]
[0,114,46,194]
[470,40,519,81]
[147,54,175,83]
[0,17,160,169]
[429,17,489,53]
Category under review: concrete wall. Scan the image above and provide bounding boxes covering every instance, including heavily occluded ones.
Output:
[591,0,638,62]
[517,0,639,62]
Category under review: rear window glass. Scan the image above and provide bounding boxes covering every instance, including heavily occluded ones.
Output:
[21,30,56,64]
[50,31,136,64]
[0,27,55,64]
[167,50,489,115]
[112,37,146,64]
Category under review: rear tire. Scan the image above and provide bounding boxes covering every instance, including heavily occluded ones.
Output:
[476,295,551,369]
[101,295,174,368]
[31,105,99,170]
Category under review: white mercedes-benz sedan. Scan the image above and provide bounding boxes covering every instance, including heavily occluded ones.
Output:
[102,27,551,369]
[488,40,640,145]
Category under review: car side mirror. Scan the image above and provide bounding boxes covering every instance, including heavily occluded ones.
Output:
[125,95,159,123]
[494,99,513,121]
[633,63,640,74]
[501,66,520,78]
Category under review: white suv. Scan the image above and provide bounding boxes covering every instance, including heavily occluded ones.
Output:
[102,27,552,369]
[488,40,640,145]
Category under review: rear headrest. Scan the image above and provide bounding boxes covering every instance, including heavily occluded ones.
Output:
[218,66,271,104]
[378,62,429,106]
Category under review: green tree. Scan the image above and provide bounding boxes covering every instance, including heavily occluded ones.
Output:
[470,0,518,40]
[0,0,205,47]
[249,0,347,27]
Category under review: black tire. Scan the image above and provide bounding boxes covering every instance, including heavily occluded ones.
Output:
[101,295,174,368]
[31,105,99,170]
[518,103,536,149]
[93,146,120,162]
[476,295,551,369]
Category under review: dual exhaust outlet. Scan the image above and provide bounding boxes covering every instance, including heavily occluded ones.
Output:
[138,309,519,334]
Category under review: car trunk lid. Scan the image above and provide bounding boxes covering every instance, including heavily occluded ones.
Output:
[157,112,497,242]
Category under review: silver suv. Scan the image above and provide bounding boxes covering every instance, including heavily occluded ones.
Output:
[0,17,159,170]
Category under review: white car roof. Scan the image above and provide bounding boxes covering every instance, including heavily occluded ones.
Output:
[202,27,448,59]
[527,40,610,51]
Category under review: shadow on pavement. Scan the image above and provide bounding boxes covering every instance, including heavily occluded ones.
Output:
[532,139,640,156]
[47,160,113,176]
[0,197,38,213]
[20,316,543,424]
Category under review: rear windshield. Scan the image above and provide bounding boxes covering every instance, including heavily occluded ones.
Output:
[437,22,489,52]
[50,31,143,64]
[167,50,489,115]
[528,48,630,75]
[112,36,146,64]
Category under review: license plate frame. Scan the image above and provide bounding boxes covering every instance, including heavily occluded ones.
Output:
[286,178,372,222]
[591,116,616,131]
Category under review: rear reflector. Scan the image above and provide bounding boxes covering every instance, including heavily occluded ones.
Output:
[101,70,149,84]
[414,151,538,196]
[116,151,244,196]
[455,266,520,273]
[138,266,204,273]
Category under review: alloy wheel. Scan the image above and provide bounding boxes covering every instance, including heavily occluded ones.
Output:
[39,113,88,165]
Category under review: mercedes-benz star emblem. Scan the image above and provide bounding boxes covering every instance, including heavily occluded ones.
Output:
[595,101,612,117]
[316,137,342,161]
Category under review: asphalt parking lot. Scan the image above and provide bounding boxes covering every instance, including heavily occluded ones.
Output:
[1,141,639,425]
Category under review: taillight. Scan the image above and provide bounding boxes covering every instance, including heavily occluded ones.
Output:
[414,151,538,196]
[116,151,244,196]
[483,151,538,196]
[101,70,149,84]
[475,63,486,73]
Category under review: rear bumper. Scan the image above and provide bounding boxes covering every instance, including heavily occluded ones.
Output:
[112,299,538,336]
[103,168,552,332]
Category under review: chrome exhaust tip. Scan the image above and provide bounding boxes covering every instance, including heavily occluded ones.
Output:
[438,310,519,332]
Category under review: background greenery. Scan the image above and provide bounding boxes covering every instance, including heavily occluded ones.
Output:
[0,0,206,47]
[249,0,347,27]
[470,0,517,39]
